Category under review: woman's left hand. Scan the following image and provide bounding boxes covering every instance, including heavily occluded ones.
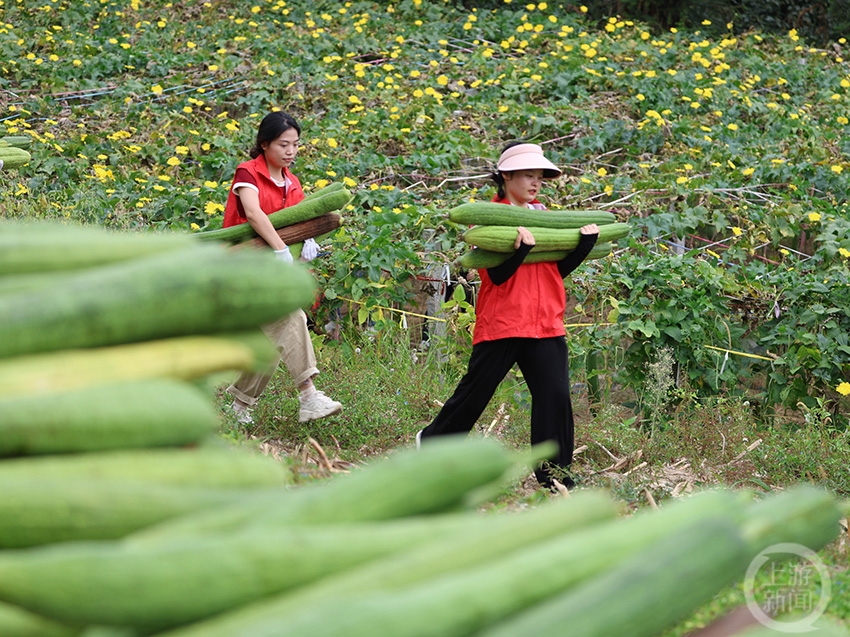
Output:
[515,226,536,249]
[580,223,600,236]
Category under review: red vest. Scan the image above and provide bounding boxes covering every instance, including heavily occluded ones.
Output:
[223,154,304,227]
[472,197,567,345]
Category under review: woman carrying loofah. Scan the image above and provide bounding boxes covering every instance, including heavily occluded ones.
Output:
[223,111,342,425]
[417,141,598,490]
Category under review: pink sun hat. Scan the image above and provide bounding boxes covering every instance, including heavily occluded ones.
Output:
[496,143,562,179]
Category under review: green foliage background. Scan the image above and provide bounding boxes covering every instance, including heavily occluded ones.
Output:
[1,0,849,425]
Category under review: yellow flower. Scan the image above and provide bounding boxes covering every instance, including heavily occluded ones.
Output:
[831,165,843,174]
[151,84,163,95]
[742,167,755,176]
[837,382,850,396]
[731,226,743,236]
[204,201,224,216]
[327,137,338,149]
[597,167,607,177]
[203,180,218,188]
[166,157,181,167]
[807,212,821,222]
[727,123,738,131]
[190,223,200,231]
[839,248,850,258]
[175,146,189,155]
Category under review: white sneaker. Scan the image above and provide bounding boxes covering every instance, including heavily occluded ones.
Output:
[298,391,342,423]
[231,402,254,425]
[415,429,423,449]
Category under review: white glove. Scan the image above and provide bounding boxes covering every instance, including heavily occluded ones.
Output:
[274,246,293,265]
[300,238,320,262]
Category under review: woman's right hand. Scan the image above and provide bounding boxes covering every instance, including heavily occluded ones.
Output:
[515,226,535,249]
[274,246,293,264]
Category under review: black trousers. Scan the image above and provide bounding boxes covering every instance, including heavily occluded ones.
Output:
[420,336,575,486]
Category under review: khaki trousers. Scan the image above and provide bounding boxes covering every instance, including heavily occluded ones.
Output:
[226,309,319,406]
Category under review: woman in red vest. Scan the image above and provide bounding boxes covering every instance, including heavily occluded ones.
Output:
[223,111,342,425]
[417,142,598,490]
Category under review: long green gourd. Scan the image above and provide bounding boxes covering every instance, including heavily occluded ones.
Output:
[0,331,277,399]
[197,187,351,244]
[0,218,197,276]
[449,201,616,228]
[0,445,290,488]
[458,242,614,269]
[463,222,631,253]
[479,520,750,637]
[0,242,316,359]
[0,479,256,548]
[127,437,518,545]
[0,135,32,149]
[0,378,220,456]
[0,146,31,169]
